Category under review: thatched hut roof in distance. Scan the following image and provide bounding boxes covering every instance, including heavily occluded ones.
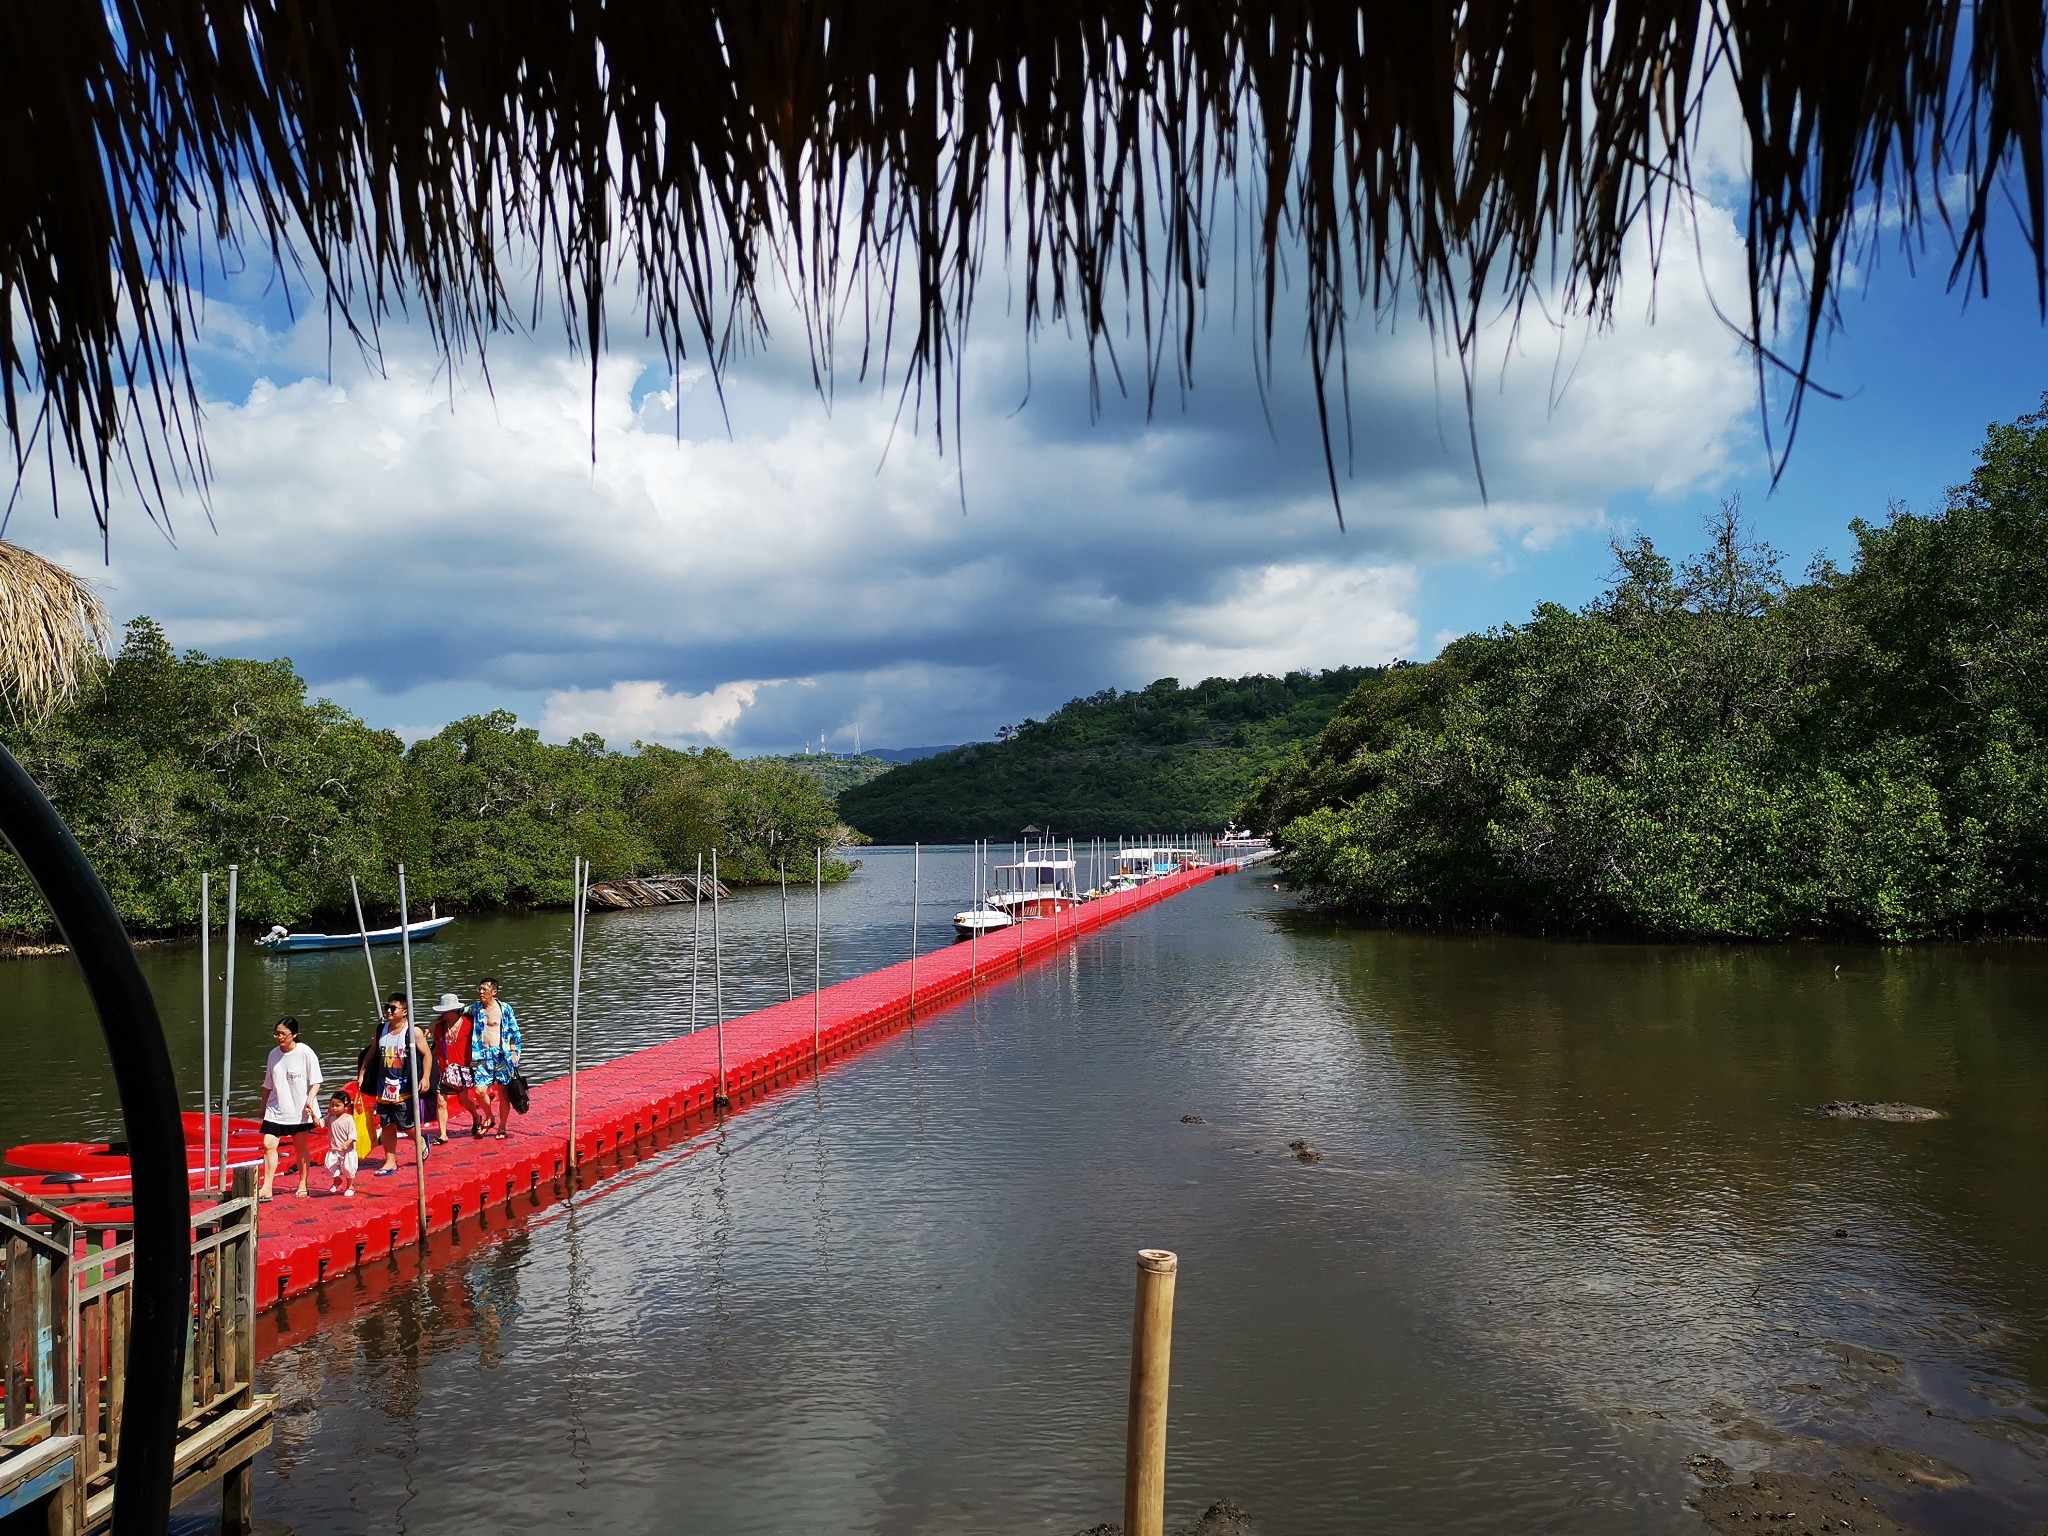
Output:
[4,1,2044,528]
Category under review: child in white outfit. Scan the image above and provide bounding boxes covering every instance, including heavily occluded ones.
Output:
[324,1091,359,1196]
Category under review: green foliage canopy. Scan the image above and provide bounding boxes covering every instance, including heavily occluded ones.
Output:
[840,670,1372,842]
[0,631,850,938]
[1243,402,2048,941]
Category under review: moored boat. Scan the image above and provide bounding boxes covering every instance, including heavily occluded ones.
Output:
[952,906,1015,940]
[983,851,1082,923]
[256,914,456,951]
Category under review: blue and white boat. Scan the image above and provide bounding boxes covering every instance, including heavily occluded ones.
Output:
[255,915,456,952]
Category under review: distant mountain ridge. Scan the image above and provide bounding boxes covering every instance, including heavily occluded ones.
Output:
[837,671,1374,842]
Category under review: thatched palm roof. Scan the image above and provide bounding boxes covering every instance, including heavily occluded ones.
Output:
[0,541,109,722]
[4,1,2045,531]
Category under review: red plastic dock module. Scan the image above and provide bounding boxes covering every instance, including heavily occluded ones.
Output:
[250,863,1230,1321]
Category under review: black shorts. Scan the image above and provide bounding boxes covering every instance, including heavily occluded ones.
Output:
[260,1119,315,1140]
[373,1101,415,1131]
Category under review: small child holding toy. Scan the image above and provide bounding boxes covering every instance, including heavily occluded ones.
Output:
[323,1090,360,1196]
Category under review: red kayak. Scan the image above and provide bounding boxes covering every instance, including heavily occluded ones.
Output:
[7,1112,304,1186]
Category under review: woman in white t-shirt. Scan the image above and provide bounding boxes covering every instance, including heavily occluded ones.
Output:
[259,1017,323,1200]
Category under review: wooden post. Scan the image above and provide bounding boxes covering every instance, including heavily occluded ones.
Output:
[1123,1248,1178,1536]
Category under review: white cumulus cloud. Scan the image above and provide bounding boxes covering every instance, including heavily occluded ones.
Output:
[539,678,792,745]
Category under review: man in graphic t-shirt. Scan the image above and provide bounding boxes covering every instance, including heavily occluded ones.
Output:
[357,993,431,1175]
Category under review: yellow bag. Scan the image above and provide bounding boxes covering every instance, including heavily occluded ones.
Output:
[347,1086,373,1157]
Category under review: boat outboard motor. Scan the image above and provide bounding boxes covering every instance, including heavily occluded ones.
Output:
[0,745,185,1536]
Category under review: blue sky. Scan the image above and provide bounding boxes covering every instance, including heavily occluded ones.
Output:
[1463,219,2048,637]
[8,189,2045,754]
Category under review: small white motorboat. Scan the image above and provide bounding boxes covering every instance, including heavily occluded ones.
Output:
[952,905,1016,940]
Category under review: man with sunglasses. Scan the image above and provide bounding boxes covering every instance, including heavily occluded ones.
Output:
[357,992,433,1175]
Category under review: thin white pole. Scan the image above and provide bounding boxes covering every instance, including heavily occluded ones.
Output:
[689,853,703,1033]
[812,847,823,1067]
[909,842,920,1015]
[398,863,428,1234]
[711,849,727,1105]
[970,840,979,982]
[349,875,383,1018]
[220,864,238,1194]
[570,855,584,1168]
[780,860,794,1001]
[199,871,212,1191]
[349,873,383,1194]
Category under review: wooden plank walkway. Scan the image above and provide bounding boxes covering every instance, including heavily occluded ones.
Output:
[249,864,1230,1324]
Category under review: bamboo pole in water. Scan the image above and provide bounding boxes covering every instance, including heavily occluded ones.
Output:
[219,863,238,1195]
[569,855,585,1168]
[199,871,212,1191]
[349,876,383,1018]
[711,849,727,1107]
[780,860,794,1001]
[812,847,822,1067]
[909,842,920,1015]
[1123,1249,1179,1536]
[397,864,429,1236]
[689,853,703,1033]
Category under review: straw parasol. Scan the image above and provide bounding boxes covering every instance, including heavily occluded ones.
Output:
[3,2,2044,532]
[0,542,110,724]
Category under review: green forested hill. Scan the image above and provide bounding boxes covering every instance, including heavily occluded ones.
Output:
[1241,399,2048,941]
[836,670,1373,841]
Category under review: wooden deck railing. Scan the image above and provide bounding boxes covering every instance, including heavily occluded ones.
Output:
[67,1169,258,1491]
[1,1166,264,1527]
[0,1184,76,1451]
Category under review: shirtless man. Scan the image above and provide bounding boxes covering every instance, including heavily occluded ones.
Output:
[469,977,523,1139]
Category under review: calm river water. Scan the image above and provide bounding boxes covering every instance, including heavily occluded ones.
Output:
[6,847,2046,1533]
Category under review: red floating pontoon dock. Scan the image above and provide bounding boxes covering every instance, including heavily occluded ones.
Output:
[250,863,1230,1319]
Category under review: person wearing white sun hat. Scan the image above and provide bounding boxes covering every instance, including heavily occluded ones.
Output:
[429,990,489,1143]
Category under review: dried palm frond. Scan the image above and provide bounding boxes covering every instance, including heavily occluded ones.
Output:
[2,2,2044,529]
[0,542,111,723]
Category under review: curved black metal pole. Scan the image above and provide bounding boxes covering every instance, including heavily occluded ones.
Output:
[0,744,185,1536]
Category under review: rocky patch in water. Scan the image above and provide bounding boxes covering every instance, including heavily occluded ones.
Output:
[1074,1498,1257,1536]
[1814,1101,1944,1122]
[1692,1469,1917,1533]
